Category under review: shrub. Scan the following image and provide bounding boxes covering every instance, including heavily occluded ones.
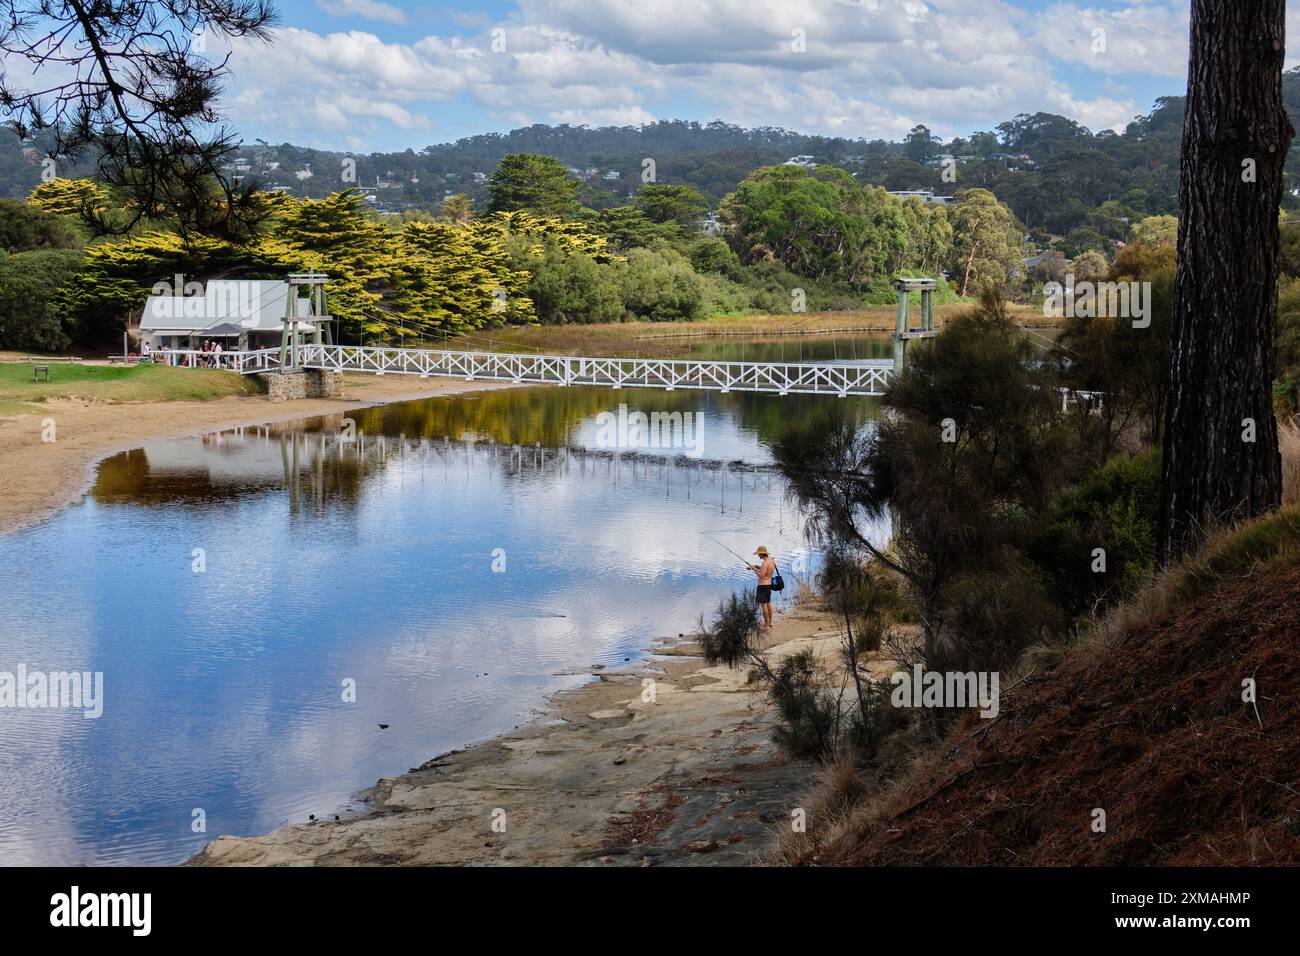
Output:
[939,563,1063,673]
[507,235,624,324]
[1276,276,1300,414]
[688,237,742,277]
[619,246,707,321]
[1023,449,1161,623]
[0,198,84,253]
[769,648,840,759]
[698,592,761,667]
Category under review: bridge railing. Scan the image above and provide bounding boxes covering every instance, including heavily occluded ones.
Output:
[296,344,892,396]
[158,343,894,395]
[150,348,281,373]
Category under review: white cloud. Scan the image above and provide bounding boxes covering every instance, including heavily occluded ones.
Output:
[1043,84,1136,133]
[1032,2,1189,78]
[219,0,1200,147]
[317,0,408,26]
[223,28,467,142]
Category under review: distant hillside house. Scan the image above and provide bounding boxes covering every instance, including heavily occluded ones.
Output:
[783,155,817,168]
[137,280,316,351]
[887,189,955,206]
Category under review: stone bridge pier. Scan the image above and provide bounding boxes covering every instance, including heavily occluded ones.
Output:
[263,369,344,402]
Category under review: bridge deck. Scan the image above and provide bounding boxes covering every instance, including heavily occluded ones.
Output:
[158,345,894,396]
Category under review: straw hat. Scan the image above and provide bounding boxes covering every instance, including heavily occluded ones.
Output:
[754,546,770,556]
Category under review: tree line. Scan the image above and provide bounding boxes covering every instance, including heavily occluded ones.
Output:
[0,149,1038,350]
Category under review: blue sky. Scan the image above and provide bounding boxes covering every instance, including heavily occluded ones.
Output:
[211,1,1268,152]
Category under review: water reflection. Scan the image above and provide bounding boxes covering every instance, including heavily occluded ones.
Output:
[0,385,882,865]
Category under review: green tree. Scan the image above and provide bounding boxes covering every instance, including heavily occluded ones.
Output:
[897,195,952,276]
[584,205,681,250]
[1131,214,1178,247]
[0,248,83,350]
[1071,249,1110,282]
[688,236,742,276]
[948,188,1025,295]
[720,165,904,288]
[0,198,83,252]
[506,235,623,324]
[441,193,473,223]
[903,124,940,165]
[633,183,707,227]
[619,246,706,321]
[487,154,580,217]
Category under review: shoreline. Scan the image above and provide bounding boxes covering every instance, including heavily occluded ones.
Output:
[0,373,518,537]
[192,602,840,867]
[1,371,834,866]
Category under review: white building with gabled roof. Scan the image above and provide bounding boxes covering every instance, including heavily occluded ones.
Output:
[136,280,316,351]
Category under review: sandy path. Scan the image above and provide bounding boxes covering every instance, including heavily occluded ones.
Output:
[191,603,848,867]
[0,374,514,536]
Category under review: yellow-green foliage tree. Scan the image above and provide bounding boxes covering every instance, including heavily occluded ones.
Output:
[481,210,623,264]
[56,231,294,341]
[402,221,533,333]
[1129,214,1178,248]
[51,188,566,343]
[29,178,110,219]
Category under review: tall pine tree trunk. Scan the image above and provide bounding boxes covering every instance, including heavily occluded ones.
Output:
[1158,0,1294,564]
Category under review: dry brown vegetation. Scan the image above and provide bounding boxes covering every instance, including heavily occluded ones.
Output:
[775,502,1300,867]
[1280,417,1300,506]
[447,303,1053,358]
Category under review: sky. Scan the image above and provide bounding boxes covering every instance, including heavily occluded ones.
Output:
[210,1,1294,153]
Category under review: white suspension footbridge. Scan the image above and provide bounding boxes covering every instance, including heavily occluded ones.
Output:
[157,344,897,397]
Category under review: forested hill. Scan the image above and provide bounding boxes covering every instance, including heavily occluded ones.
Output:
[6,68,1300,242]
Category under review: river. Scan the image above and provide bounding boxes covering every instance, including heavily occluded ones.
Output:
[0,380,881,865]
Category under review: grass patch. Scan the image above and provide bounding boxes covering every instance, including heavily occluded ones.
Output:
[0,362,261,406]
[0,399,43,417]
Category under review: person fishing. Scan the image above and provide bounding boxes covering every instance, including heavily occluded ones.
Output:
[746,546,777,631]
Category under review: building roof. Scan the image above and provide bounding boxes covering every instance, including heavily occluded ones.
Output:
[139,280,316,335]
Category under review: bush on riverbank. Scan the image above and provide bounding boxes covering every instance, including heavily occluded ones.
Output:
[698,592,761,668]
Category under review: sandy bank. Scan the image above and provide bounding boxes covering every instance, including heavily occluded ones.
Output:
[191,602,846,867]
[0,374,514,535]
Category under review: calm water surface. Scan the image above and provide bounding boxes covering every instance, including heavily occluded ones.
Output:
[0,383,880,865]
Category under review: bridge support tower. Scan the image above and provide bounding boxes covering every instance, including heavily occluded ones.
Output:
[279,272,334,370]
[893,277,939,374]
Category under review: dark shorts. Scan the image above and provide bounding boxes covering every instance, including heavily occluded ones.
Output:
[756,585,772,604]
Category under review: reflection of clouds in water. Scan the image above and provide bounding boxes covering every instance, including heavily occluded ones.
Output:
[572,403,763,463]
[0,388,880,863]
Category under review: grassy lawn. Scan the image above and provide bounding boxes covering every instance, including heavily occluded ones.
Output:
[449,303,1051,358]
[0,362,262,407]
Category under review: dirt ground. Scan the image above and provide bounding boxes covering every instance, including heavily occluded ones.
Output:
[191,602,848,867]
[0,374,513,535]
[815,561,1300,866]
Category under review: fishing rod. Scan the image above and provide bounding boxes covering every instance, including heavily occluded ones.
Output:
[707,535,755,568]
